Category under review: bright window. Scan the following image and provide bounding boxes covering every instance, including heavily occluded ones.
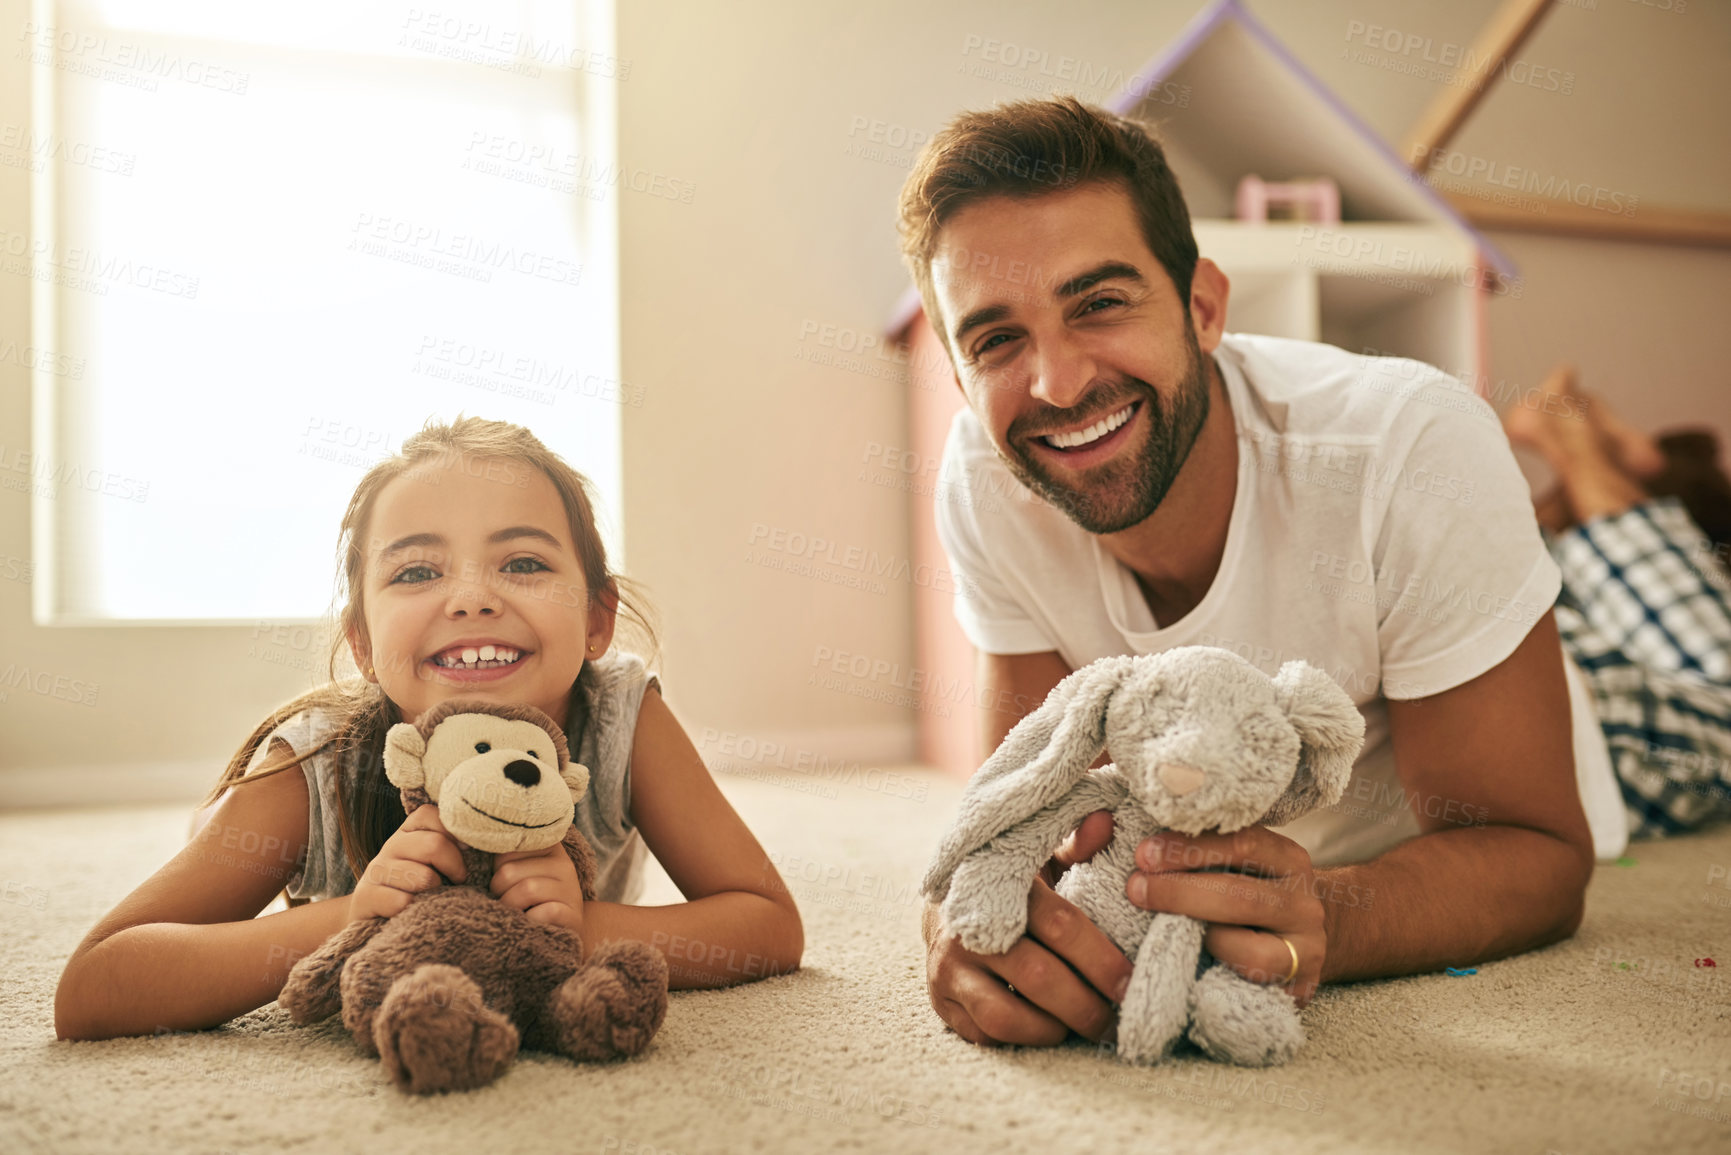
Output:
[24,0,623,622]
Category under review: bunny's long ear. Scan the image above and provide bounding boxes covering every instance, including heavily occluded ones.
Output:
[921,656,1136,900]
[1261,661,1365,826]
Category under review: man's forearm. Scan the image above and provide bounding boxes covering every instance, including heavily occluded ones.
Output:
[1316,825,1592,983]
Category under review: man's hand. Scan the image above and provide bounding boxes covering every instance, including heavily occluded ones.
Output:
[1127,826,1325,1006]
[492,843,586,940]
[1039,809,1115,889]
[924,810,1133,1047]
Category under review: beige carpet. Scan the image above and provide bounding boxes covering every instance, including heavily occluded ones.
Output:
[3,767,1729,1155]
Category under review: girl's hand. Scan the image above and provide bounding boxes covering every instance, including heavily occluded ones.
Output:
[347,804,466,923]
[492,844,585,940]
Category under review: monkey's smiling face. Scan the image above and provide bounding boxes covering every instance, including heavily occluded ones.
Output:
[408,714,590,853]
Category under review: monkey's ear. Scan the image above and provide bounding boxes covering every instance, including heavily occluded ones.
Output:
[560,761,590,800]
[384,723,428,790]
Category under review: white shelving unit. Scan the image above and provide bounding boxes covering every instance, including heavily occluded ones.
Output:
[1108,0,1513,382]
[1193,219,1481,377]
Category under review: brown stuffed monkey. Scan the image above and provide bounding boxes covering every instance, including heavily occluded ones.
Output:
[278,699,669,1094]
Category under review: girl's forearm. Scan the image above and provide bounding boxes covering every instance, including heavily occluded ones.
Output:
[55,896,353,1041]
[583,892,803,989]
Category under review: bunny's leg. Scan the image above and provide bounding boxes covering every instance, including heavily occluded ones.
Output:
[1116,913,1206,1065]
[371,964,519,1094]
[1186,962,1304,1067]
[277,915,387,1025]
[545,940,670,1061]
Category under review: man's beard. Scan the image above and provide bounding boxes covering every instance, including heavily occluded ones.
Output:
[1000,324,1211,535]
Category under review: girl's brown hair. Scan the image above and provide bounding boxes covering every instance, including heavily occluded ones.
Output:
[198,416,655,885]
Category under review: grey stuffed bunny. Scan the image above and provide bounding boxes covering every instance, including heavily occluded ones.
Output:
[921,646,1365,1067]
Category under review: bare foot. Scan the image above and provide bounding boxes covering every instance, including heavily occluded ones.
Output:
[1579,377,1667,481]
[1502,364,1594,469]
[1503,394,1563,463]
[1503,364,1648,524]
[1509,368,1668,481]
[1504,364,1665,479]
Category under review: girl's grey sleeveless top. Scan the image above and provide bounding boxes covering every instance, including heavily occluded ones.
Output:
[241,652,655,904]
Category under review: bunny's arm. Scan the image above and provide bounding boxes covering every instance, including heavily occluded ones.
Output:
[921,658,1137,901]
[939,770,1129,956]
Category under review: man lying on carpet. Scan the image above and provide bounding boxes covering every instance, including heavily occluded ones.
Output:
[895,96,1731,1048]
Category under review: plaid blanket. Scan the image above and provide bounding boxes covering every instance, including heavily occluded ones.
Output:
[1551,497,1731,838]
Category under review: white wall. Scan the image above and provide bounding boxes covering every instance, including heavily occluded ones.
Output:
[612,0,1205,768]
[4,0,1728,799]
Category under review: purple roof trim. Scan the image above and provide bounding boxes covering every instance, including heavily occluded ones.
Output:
[884,0,1517,338]
[1113,0,1516,278]
[1111,0,1243,112]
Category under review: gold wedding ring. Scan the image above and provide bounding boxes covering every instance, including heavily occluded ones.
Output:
[1274,934,1300,985]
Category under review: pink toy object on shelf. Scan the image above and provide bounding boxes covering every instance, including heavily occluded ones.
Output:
[1235,175,1340,223]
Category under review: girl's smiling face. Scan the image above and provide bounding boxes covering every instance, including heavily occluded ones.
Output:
[347,453,615,725]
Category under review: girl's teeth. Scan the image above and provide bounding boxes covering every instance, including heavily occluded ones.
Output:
[435,647,522,669]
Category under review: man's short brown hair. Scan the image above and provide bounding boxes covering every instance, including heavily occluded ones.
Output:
[897,96,1198,356]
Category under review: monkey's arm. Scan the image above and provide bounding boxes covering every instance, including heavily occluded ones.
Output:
[277,915,390,1024]
[561,827,600,902]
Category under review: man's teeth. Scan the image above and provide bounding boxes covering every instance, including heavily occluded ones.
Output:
[1044,404,1134,450]
[434,646,522,669]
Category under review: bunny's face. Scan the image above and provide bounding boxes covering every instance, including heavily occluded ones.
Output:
[919,646,1365,913]
[1107,649,1304,834]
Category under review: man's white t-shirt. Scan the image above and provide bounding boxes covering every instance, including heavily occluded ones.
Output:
[935,332,1627,866]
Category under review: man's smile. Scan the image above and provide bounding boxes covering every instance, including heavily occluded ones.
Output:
[1025,400,1144,470]
[1040,402,1138,450]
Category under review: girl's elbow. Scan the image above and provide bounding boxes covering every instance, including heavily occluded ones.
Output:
[52,1004,86,1043]
[53,973,108,1042]
[54,944,142,1042]
[772,891,804,970]
[744,891,802,979]
[780,907,805,974]
[56,1013,110,1043]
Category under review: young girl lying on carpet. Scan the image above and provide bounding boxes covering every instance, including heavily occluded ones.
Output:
[55,417,803,1040]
